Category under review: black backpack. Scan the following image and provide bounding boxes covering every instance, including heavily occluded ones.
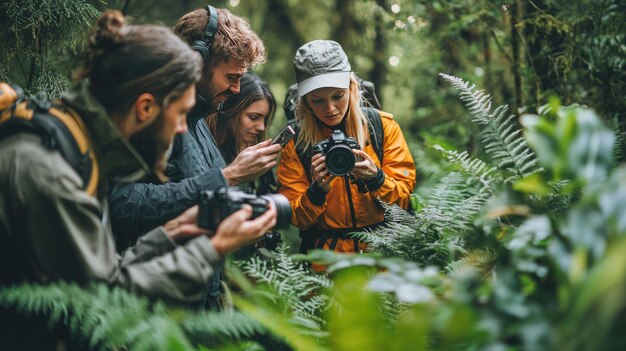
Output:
[0,83,99,195]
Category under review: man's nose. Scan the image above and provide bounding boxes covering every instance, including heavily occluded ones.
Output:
[229,78,241,94]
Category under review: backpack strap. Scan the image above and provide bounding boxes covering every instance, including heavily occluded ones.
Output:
[362,107,384,166]
[0,86,99,196]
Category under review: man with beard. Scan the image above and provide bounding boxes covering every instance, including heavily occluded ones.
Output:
[108,6,282,309]
[0,10,277,311]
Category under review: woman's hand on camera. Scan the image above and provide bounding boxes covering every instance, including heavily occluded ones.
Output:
[164,205,209,241]
[351,149,379,180]
[210,203,277,256]
[311,153,334,193]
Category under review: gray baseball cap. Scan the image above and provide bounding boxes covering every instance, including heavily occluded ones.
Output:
[293,40,351,97]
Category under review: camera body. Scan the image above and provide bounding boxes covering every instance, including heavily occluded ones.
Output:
[311,130,360,176]
[198,187,292,231]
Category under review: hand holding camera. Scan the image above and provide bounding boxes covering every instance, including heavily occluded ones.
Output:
[350,149,379,181]
[309,130,381,192]
[310,153,335,193]
[163,205,210,241]
[310,130,361,177]
[210,203,277,255]
[197,187,292,254]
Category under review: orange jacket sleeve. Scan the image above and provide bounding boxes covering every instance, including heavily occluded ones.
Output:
[371,112,416,209]
[276,139,327,229]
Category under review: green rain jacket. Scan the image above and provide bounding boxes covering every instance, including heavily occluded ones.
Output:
[0,82,220,303]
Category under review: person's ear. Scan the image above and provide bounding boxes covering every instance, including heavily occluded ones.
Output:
[135,93,159,124]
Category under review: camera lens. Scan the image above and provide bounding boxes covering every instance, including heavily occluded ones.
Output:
[325,145,356,176]
[259,193,292,229]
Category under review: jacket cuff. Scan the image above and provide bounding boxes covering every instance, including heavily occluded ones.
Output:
[128,227,179,262]
[200,168,228,190]
[306,182,327,206]
[183,235,221,266]
[364,168,385,192]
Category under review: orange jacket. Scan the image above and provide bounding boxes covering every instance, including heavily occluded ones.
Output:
[277,110,416,253]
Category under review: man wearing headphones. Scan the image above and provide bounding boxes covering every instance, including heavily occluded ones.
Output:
[108,6,281,309]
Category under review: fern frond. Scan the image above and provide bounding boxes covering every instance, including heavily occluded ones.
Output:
[433,144,500,191]
[0,282,195,350]
[440,73,542,181]
[181,310,265,345]
[359,172,490,268]
[439,73,493,124]
[239,244,331,331]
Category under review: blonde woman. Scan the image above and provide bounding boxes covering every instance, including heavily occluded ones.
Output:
[277,40,416,257]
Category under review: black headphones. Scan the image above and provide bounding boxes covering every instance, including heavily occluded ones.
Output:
[190,5,219,64]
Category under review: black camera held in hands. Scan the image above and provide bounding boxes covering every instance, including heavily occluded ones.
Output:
[311,130,360,176]
[198,187,292,231]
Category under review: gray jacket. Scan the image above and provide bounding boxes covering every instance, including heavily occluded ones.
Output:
[0,83,220,303]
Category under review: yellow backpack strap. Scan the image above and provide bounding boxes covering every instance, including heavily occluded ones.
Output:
[48,103,100,196]
[0,83,23,123]
[0,86,99,196]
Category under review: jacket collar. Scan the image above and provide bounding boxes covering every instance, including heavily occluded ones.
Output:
[61,82,150,183]
[188,94,215,124]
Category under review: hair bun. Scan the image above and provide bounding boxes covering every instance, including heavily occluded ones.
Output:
[91,10,126,50]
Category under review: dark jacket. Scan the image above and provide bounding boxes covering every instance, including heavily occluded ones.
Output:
[109,100,228,248]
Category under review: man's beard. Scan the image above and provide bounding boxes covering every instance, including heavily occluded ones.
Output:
[129,112,171,183]
[199,73,232,111]
[213,89,232,111]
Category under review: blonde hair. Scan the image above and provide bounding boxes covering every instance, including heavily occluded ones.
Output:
[295,75,370,152]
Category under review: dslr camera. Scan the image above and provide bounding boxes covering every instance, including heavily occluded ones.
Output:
[311,130,360,176]
[198,187,292,232]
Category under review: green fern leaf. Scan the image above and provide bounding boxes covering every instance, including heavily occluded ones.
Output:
[440,73,542,181]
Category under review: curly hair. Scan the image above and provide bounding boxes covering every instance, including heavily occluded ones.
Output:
[174,7,266,73]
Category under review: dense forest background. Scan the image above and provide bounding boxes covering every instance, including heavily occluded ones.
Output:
[1,1,625,350]
[2,0,624,159]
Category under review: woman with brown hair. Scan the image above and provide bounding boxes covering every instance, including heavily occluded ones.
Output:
[207,72,278,195]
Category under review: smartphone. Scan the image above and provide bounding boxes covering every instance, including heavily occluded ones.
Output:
[271,124,296,147]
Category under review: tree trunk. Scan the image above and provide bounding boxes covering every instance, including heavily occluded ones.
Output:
[266,0,307,47]
[333,0,352,47]
[370,0,387,106]
[510,0,523,114]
